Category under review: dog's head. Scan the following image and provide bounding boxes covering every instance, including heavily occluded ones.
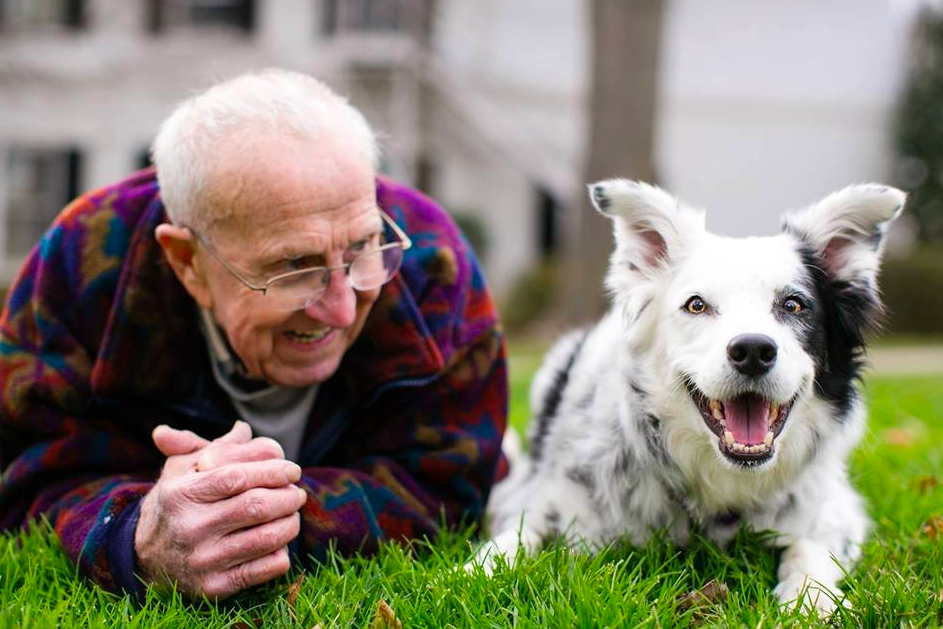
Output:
[589,180,903,473]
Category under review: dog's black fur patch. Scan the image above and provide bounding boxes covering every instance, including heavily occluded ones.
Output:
[530,333,587,462]
[794,245,883,417]
[592,186,611,210]
[565,465,597,491]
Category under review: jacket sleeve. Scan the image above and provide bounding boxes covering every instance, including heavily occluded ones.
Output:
[295,270,508,561]
[0,212,159,596]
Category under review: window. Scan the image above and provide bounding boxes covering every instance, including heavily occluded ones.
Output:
[146,0,254,34]
[321,0,404,35]
[535,186,559,258]
[136,146,153,170]
[4,147,82,258]
[0,0,86,31]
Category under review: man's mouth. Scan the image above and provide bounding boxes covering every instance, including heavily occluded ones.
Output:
[283,328,333,344]
[687,384,793,465]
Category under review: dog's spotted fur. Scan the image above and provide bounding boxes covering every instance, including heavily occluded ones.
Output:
[473,180,904,613]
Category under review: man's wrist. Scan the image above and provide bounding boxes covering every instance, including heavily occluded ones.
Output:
[105,499,148,600]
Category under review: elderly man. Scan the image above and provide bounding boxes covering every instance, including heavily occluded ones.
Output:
[0,69,507,600]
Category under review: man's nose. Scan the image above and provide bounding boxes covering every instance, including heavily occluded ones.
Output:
[304,267,356,327]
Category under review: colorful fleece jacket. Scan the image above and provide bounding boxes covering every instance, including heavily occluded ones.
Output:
[0,168,508,596]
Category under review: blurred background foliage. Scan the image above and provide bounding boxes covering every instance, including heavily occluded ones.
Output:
[895,6,943,244]
[887,5,943,336]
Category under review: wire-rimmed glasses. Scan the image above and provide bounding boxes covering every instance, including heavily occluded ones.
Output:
[185,209,412,312]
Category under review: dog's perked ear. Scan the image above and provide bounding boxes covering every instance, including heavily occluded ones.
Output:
[588,179,704,282]
[782,184,905,286]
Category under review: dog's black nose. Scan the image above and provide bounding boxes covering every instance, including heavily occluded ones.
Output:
[727,334,778,377]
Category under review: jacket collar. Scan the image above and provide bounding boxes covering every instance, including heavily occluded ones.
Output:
[89,178,444,402]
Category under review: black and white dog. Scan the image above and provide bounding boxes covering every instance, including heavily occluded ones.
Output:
[472,180,904,612]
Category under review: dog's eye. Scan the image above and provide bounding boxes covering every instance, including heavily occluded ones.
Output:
[684,296,708,314]
[782,297,804,314]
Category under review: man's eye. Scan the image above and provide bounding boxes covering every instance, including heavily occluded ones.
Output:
[349,239,369,253]
[284,256,320,271]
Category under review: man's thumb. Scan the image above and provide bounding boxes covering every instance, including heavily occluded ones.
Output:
[152,425,210,457]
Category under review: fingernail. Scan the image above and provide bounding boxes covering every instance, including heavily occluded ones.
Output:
[285,462,302,480]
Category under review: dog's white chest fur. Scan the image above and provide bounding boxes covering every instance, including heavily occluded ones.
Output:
[474,180,903,614]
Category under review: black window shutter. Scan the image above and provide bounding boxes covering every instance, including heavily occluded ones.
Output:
[66,148,83,203]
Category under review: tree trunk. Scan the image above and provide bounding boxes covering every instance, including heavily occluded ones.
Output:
[564,0,664,324]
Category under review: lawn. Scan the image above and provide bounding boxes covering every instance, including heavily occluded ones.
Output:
[1,348,942,628]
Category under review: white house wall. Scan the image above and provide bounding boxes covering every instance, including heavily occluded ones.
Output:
[655,0,915,236]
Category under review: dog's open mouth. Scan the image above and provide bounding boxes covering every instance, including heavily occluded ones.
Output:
[687,384,793,465]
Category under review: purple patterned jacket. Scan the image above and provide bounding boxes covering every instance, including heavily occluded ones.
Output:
[0,168,508,595]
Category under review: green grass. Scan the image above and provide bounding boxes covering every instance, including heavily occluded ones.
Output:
[2,362,942,627]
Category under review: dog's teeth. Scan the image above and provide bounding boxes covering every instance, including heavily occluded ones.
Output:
[724,431,735,445]
[764,431,774,447]
[769,403,779,421]
[709,400,725,421]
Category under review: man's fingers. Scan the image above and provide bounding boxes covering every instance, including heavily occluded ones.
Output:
[196,437,285,472]
[201,547,292,600]
[214,420,253,445]
[196,513,300,572]
[152,425,210,457]
[153,421,251,458]
[184,460,303,503]
[208,484,308,533]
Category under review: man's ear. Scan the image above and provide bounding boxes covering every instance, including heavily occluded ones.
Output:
[155,223,213,309]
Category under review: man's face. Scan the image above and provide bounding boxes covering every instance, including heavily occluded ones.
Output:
[193,133,381,387]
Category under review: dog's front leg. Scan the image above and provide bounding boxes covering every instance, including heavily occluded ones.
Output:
[773,538,848,615]
[465,523,543,575]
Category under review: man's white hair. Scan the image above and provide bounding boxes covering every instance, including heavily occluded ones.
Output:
[151,68,379,231]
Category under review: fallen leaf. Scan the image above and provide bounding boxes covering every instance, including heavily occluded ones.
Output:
[883,428,914,447]
[916,476,940,493]
[370,600,403,629]
[286,570,306,623]
[230,620,263,629]
[676,579,729,611]
[923,516,943,540]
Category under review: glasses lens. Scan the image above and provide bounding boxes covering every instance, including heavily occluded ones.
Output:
[267,268,329,310]
[350,246,404,290]
[263,245,405,311]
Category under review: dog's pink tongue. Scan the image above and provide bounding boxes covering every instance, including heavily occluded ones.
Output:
[723,394,769,444]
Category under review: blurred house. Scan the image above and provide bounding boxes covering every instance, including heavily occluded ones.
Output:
[0,0,923,294]
[0,0,584,295]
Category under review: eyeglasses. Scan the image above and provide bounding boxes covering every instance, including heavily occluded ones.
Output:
[184,209,412,312]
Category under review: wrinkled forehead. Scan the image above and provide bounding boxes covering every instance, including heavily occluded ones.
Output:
[671,233,808,297]
[200,130,376,234]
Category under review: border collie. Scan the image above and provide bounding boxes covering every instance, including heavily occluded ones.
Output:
[472,180,904,613]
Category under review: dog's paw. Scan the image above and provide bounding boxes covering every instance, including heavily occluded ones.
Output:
[773,574,844,616]
[463,540,508,576]
[465,527,542,576]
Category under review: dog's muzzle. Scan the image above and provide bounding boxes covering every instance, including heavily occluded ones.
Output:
[687,384,793,466]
